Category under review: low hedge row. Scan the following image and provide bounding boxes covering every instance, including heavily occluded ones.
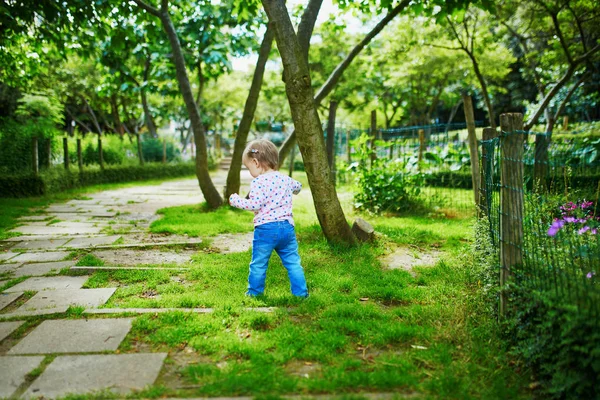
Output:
[0,162,198,198]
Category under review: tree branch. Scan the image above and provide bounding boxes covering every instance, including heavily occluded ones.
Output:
[132,0,161,17]
[550,10,573,65]
[446,15,466,50]
[297,0,323,61]
[554,72,590,120]
[567,4,588,53]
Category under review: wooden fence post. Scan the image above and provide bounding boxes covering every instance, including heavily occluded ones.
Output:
[499,113,525,316]
[370,110,377,167]
[137,134,144,166]
[562,116,568,130]
[32,137,39,175]
[162,139,167,164]
[326,101,337,173]
[346,130,351,163]
[479,127,497,215]
[63,137,69,170]
[418,129,425,170]
[215,133,221,158]
[463,95,481,207]
[98,134,104,170]
[77,138,83,170]
[389,139,395,160]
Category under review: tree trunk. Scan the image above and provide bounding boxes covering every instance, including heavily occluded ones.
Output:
[158,8,223,208]
[224,24,274,199]
[262,0,356,246]
[141,56,158,137]
[278,0,411,164]
[467,52,496,129]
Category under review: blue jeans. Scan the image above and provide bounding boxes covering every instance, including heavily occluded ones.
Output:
[248,220,308,297]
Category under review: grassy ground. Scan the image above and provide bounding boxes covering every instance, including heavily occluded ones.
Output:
[0,173,531,399]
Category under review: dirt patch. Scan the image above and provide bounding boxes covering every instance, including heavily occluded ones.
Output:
[211,232,253,254]
[91,249,195,266]
[380,246,442,276]
[285,360,322,379]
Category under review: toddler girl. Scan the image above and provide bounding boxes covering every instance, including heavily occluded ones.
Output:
[229,139,309,298]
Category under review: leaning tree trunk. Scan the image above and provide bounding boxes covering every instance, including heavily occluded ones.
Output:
[262,0,356,246]
[277,0,410,164]
[224,24,274,199]
[158,10,223,208]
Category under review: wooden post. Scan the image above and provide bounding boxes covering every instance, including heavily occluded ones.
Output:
[98,134,104,170]
[137,134,144,165]
[32,137,39,175]
[370,110,377,167]
[45,139,52,168]
[190,138,195,161]
[346,130,351,163]
[162,139,167,164]
[534,112,553,191]
[562,116,568,130]
[418,129,425,170]
[479,128,497,215]
[288,145,296,178]
[499,113,525,316]
[389,139,395,160]
[463,95,481,207]
[77,138,83,170]
[326,101,337,172]
[63,137,69,170]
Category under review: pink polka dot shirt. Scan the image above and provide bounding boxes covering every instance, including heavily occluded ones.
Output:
[229,171,302,226]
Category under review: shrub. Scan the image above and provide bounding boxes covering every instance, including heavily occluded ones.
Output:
[141,137,181,162]
[505,284,600,399]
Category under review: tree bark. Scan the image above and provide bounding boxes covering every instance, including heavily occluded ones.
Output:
[262,0,356,246]
[278,0,411,163]
[224,23,274,199]
[297,0,323,61]
[141,56,158,137]
[134,0,223,208]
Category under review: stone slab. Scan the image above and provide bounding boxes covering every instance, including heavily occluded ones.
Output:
[6,288,116,316]
[45,205,78,213]
[92,249,193,266]
[0,356,45,398]
[0,292,23,311]
[11,239,70,250]
[0,264,18,274]
[8,318,133,354]
[0,321,25,341]
[14,261,76,278]
[61,235,122,249]
[4,276,88,293]
[71,266,188,273]
[23,353,167,399]
[10,226,103,235]
[0,252,17,262]
[8,251,71,263]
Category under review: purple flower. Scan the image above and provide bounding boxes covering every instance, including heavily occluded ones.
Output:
[578,226,590,235]
[587,271,596,279]
[581,201,594,210]
[548,219,565,237]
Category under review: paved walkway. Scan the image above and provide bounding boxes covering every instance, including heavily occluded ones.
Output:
[0,170,261,398]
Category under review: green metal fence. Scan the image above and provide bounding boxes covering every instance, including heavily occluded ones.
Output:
[480,128,600,318]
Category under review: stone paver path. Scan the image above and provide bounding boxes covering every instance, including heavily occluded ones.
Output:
[0,171,259,398]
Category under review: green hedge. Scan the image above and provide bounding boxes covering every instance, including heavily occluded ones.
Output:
[0,162,200,198]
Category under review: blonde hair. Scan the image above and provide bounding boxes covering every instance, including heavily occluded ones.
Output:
[243,139,279,170]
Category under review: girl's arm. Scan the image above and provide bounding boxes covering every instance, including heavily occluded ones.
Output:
[291,178,302,195]
[229,180,266,211]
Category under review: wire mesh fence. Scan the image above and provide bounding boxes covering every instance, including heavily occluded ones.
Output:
[479,121,600,319]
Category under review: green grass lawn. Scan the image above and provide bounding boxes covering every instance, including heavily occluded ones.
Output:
[0,175,531,399]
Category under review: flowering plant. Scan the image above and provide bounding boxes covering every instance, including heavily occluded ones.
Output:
[547,200,599,237]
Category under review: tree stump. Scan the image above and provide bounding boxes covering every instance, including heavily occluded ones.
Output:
[352,218,375,242]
